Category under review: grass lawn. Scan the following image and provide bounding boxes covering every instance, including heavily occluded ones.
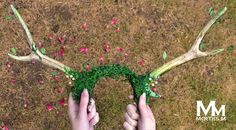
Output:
[0,0,235,129]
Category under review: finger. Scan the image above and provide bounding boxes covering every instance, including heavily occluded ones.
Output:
[124,113,138,127]
[89,127,94,130]
[68,93,79,119]
[128,95,134,100]
[126,104,139,120]
[138,93,148,117]
[88,102,97,121]
[89,112,99,126]
[88,98,95,112]
[79,89,89,117]
[123,122,135,130]
[147,105,155,119]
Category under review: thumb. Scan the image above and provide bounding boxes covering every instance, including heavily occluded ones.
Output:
[79,89,89,117]
[138,93,148,117]
[68,93,79,120]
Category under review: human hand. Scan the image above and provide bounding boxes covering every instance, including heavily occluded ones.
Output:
[123,93,156,130]
[68,89,99,130]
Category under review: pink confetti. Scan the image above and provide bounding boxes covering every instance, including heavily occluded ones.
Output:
[80,47,89,54]
[1,125,9,130]
[115,27,120,32]
[58,35,66,44]
[38,42,43,48]
[104,42,110,53]
[124,52,129,58]
[31,59,37,64]
[47,34,54,40]
[46,103,53,111]
[138,59,145,66]
[59,99,66,106]
[58,46,65,57]
[151,87,157,92]
[85,64,91,71]
[59,72,63,76]
[52,52,58,58]
[111,18,118,25]
[150,97,155,102]
[81,22,88,30]
[10,79,16,84]
[38,79,44,85]
[5,62,11,68]
[99,55,105,64]
[116,47,124,52]
[53,76,60,81]
[56,87,64,94]
[52,46,65,58]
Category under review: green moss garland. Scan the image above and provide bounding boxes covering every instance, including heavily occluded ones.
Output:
[66,64,160,104]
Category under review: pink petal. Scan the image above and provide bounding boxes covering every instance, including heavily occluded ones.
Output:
[138,59,145,66]
[52,52,58,58]
[59,72,63,76]
[150,97,155,102]
[31,59,37,64]
[124,52,129,58]
[47,34,54,40]
[38,42,43,48]
[116,47,124,52]
[80,47,89,54]
[5,62,11,68]
[81,22,88,30]
[85,64,91,71]
[46,103,53,111]
[11,79,17,84]
[151,87,157,92]
[57,46,65,57]
[111,18,118,25]
[99,56,105,64]
[103,42,110,53]
[38,79,44,85]
[53,76,60,81]
[56,87,64,94]
[2,125,9,130]
[59,99,67,106]
[115,27,120,32]
[58,35,66,44]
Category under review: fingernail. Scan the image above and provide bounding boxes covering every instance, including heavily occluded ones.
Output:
[82,89,88,96]
[141,93,146,99]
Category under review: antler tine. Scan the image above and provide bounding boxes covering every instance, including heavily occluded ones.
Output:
[10,5,34,49]
[8,5,70,72]
[8,53,40,61]
[189,7,227,57]
[150,7,227,79]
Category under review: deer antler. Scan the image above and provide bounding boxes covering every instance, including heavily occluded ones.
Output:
[8,5,71,72]
[150,7,227,79]
[8,5,227,104]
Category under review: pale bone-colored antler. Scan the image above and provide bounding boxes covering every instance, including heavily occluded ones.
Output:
[8,5,70,72]
[8,4,227,82]
[8,5,227,100]
[150,7,227,79]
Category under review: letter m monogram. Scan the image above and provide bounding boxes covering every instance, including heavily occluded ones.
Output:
[196,100,225,116]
